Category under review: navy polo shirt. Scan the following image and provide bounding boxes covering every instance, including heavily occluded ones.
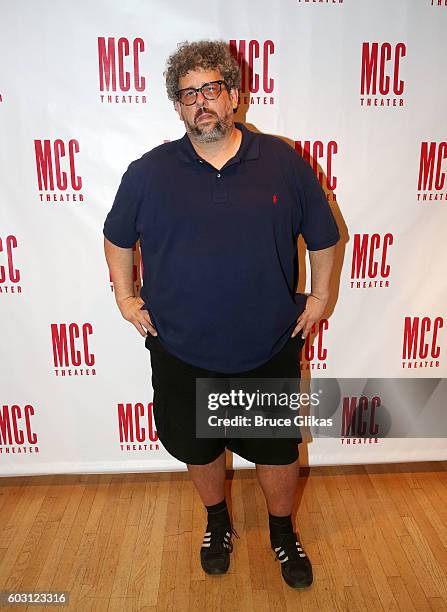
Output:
[103,123,340,373]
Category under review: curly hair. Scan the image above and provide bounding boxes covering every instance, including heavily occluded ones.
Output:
[164,40,241,102]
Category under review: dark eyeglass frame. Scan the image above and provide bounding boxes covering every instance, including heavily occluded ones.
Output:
[175,80,228,106]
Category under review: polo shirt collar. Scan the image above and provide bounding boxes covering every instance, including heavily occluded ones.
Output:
[177,122,260,164]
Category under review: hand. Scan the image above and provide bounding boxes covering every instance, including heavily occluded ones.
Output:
[291,294,328,339]
[117,296,157,338]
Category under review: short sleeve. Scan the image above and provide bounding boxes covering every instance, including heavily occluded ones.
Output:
[294,154,340,251]
[103,162,142,248]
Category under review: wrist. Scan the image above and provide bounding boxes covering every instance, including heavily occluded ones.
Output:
[309,292,329,301]
[116,294,135,308]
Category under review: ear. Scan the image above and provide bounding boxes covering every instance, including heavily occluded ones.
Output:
[174,99,183,121]
[229,87,239,111]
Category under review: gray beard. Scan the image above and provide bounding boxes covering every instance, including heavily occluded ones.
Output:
[186,112,233,143]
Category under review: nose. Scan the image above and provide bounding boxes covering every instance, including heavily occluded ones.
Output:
[195,90,207,105]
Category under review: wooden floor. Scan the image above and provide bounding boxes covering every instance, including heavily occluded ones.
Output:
[1,461,447,611]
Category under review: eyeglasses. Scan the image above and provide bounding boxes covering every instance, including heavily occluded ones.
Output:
[175,80,227,106]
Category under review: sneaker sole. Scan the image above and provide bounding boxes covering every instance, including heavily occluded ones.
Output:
[271,549,313,589]
[283,573,313,589]
[200,558,230,575]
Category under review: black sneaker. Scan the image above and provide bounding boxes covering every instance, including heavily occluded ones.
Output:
[200,525,239,575]
[271,532,313,588]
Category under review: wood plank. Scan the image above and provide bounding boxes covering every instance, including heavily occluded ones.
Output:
[139,475,170,606]
[0,476,52,590]
[401,516,447,603]
[366,470,432,611]
[387,576,417,612]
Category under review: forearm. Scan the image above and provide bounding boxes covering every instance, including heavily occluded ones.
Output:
[104,237,135,307]
[308,245,336,300]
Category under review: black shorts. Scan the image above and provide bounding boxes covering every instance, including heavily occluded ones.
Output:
[145,334,304,465]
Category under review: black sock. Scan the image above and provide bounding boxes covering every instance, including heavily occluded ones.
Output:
[205,499,231,529]
[269,512,293,545]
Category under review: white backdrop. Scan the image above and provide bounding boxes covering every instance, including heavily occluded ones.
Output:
[1,0,447,476]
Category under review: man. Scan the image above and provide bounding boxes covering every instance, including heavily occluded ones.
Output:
[103,40,339,589]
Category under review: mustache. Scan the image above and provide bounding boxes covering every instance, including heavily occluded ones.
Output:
[194,108,217,122]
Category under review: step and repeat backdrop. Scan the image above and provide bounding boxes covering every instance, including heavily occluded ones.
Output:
[1,0,447,476]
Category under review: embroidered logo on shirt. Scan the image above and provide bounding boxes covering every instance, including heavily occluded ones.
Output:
[273,194,278,204]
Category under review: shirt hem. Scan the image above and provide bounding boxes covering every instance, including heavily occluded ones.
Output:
[154,332,294,375]
[103,228,137,249]
[306,236,340,251]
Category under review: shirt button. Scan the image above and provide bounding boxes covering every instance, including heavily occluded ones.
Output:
[217,173,221,178]
[199,160,203,164]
